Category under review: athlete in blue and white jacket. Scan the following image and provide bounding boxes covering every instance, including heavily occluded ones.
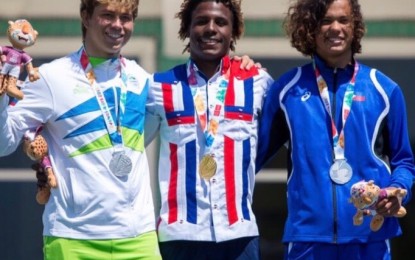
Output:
[256,0,415,258]
[257,54,415,244]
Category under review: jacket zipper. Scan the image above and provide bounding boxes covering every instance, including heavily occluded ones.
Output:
[331,67,338,243]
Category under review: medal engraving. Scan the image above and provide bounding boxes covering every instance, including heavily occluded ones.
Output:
[329,159,353,184]
[109,151,132,177]
[199,155,217,180]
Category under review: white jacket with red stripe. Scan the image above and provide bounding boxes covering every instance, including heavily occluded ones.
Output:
[145,56,274,242]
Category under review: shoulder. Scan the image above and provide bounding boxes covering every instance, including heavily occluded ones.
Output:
[0,46,12,52]
[153,63,187,84]
[366,65,397,85]
[257,68,274,81]
[38,52,77,74]
[277,64,310,86]
[122,58,150,77]
[358,63,400,94]
[229,59,260,80]
[268,64,313,98]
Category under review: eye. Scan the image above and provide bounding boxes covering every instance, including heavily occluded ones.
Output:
[338,17,352,25]
[101,12,114,20]
[321,18,333,26]
[193,17,209,26]
[120,14,133,23]
[215,18,229,27]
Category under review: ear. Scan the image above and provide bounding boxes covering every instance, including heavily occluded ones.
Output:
[80,10,89,29]
[8,20,14,26]
[34,30,39,37]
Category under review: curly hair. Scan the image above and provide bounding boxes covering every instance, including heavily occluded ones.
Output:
[80,0,139,39]
[176,0,244,53]
[284,0,365,56]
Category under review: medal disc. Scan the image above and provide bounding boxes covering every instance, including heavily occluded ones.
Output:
[199,155,217,180]
[109,151,132,177]
[329,159,353,184]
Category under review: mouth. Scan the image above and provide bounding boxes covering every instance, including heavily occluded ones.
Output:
[106,32,124,42]
[199,37,221,47]
[326,36,344,45]
[18,35,29,43]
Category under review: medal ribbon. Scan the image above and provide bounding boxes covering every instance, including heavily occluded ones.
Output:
[312,58,359,161]
[80,47,128,151]
[187,58,231,150]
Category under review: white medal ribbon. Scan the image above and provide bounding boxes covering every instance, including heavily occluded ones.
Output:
[313,57,359,184]
[80,47,132,177]
[187,58,231,180]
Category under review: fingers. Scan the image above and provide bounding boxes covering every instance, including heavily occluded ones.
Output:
[239,55,254,70]
[376,196,400,217]
[255,62,263,70]
[231,55,264,70]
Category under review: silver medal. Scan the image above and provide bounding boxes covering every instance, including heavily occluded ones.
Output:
[109,151,132,177]
[329,159,353,184]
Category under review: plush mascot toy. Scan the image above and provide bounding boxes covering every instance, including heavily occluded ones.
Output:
[350,180,407,232]
[0,19,40,100]
[23,126,57,204]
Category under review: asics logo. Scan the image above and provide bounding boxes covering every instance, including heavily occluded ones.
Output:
[301,91,311,101]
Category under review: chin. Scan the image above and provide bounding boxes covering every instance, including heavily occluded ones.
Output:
[108,46,123,54]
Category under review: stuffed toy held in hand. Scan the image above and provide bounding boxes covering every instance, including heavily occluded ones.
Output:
[349,180,407,232]
[0,19,40,100]
[23,126,57,204]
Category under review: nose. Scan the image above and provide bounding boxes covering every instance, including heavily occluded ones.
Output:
[207,20,217,32]
[330,20,342,31]
[22,23,31,34]
[111,17,123,28]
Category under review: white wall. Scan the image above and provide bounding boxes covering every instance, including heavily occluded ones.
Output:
[2,0,161,18]
[1,1,415,76]
[3,0,415,19]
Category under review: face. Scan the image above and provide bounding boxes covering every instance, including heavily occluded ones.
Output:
[188,1,233,66]
[82,3,134,58]
[8,19,38,50]
[315,0,354,67]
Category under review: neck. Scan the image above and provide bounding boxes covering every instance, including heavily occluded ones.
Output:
[12,45,24,51]
[325,57,352,69]
[192,58,222,79]
[315,50,353,69]
[83,42,119,59]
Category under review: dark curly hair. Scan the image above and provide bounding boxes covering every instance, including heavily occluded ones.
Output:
[176,0,244,53]
[80,0,139,39]
[284,0,365,56]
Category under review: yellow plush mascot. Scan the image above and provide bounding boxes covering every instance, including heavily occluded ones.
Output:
[0,19,40,100]
[350,180,407,232]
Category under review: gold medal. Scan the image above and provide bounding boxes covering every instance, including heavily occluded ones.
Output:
[199,154,217,180]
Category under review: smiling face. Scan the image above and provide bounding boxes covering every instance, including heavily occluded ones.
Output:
[188,1,233,69]
[81,3,134,58]
[315,0,354,68]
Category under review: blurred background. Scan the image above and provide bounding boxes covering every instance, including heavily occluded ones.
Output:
[0,0,414,259]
